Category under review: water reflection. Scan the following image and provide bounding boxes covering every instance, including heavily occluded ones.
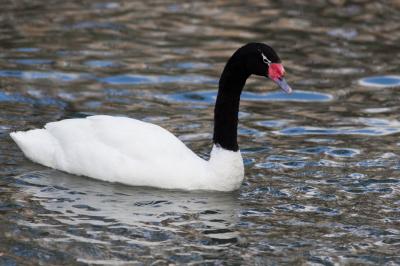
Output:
[1,0,400,264]
[359,75,400,88]
[275,117,400,136]
[100,74,217,85]
[0,70,89,82]
[17,170,238,229]
[13,170,241,263]
[275,125,400,136]
[162,90,333,104]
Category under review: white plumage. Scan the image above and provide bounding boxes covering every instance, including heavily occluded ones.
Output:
[10,115,244,191]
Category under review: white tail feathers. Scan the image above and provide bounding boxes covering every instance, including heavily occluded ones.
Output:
[10,129,57,168]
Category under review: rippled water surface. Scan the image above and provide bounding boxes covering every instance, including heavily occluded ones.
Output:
[1,0,400,265]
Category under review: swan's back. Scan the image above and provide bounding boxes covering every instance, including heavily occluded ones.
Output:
[53,115,199,161]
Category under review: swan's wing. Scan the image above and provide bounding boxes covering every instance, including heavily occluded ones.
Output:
[44,115,201,162]
[11,115,211,188]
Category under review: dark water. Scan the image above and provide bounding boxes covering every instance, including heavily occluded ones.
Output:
[1,0,400,265]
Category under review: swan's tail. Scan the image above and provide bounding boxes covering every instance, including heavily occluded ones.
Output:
[10,129,57,168]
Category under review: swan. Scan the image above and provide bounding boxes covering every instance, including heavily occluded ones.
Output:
[10,43,292,191]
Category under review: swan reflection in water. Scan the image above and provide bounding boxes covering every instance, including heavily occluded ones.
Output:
[16,169,241,245]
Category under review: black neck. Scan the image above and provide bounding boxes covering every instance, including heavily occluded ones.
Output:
[213,51,250,151]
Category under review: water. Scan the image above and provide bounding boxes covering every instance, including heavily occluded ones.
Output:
[1,0,400,265]
[359,76,400,88]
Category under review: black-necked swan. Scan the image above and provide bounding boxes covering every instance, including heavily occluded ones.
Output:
[10,43,292,191]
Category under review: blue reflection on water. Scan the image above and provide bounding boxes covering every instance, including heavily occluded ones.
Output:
[0,91,33,104]
[325,148,360,158]
[69,21,124,30]
[11,59,53,65]
[85,60,117,68]
[359,75,400,87]
[0,91,65,107]
[13,47,40,52]
[0,70,88,82]
[161,90,333,104]
[242,90,332,102]
[169,62,211,70]
[0,70,218,85]
[100,74,217,85]
[275,126,400,136]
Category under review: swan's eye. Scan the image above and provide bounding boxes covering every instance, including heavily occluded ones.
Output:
[261,52,271,65]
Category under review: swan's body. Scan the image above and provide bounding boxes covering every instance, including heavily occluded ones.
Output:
[11,115,244,191]
[11,43,291,191]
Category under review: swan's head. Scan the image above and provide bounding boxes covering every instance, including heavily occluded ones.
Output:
[243,43,292,94]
